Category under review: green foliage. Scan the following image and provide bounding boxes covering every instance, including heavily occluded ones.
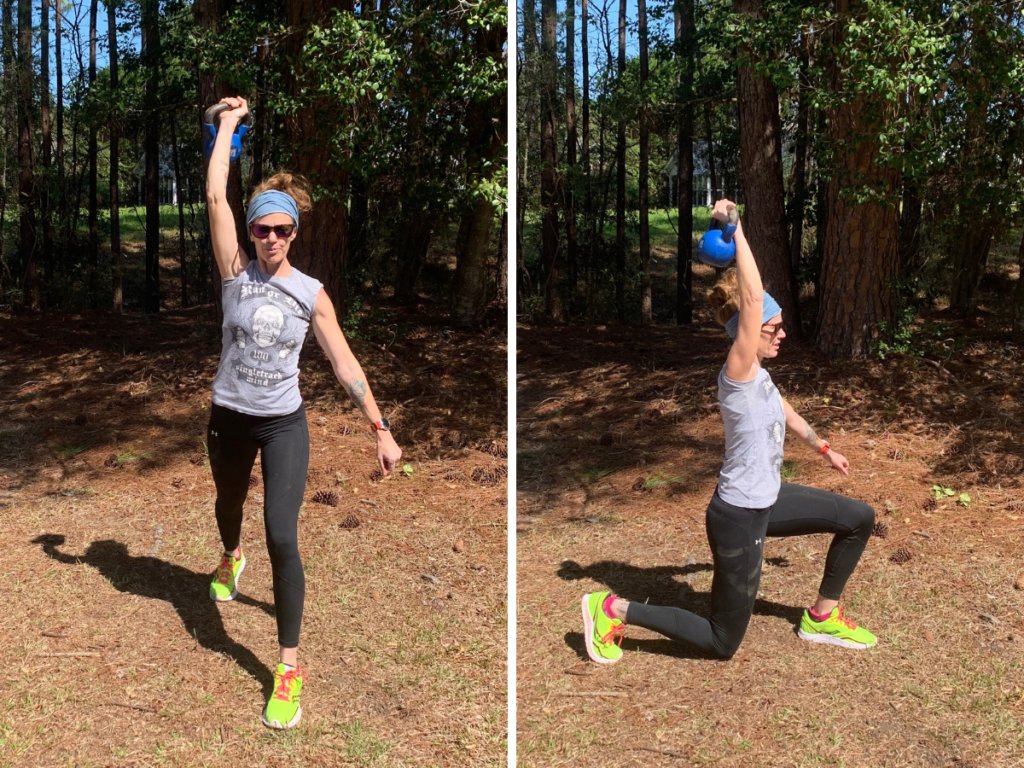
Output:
[874,306,918,360]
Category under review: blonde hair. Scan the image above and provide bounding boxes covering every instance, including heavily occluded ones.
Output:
[252,171,313,214]
[707,269,740,327]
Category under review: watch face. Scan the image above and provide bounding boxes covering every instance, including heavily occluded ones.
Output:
[379,417,391,431]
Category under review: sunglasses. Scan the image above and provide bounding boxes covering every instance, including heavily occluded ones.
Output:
[761,321,784,337]
[250,223,296,239]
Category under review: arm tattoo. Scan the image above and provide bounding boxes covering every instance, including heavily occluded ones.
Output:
[347,379,371,416]
[804,424,819,449]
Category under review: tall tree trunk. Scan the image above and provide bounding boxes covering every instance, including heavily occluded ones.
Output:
[108,0,122,312]
[2,0,14,281]
[1012,228,1024,343]
[18,0,38,309]
[55,0,64,292]
[88,0,99,306]
[638,0,651,323]
[451,20,506,327]
[451,197,496,327]
[734,0,800,336]
[787,37,809,274]
[496,211,507,304]
[897,169,921,274]
[171,119,187,308]
[40,0,53,289]
[814,0,899,359]
[565,0,578,309]
[540,0,563,320]
[950,207,996,315]
[695,49,718,202]
[283,0,353,314]
[676,0,695,324]
[394,209,432,303]
[615,0,626,320]
[143,0,161,313]
[813,105,828,293]
[581,0,591,312]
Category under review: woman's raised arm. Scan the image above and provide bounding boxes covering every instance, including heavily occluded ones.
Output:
[205,97,250,280]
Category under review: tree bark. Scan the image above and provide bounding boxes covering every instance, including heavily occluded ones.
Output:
[496,211,507,304]
[565,0,578,308]
[55,0,64,290]
[814,1,899,358]
[949,207,996,315]
[88,0,99,306]
[787,37,809,274]
[676,0,694,324]
[1,0,12,278]
[1012,228,1024,343]
[540,0,563,320]
[107,0,122,312]
[171,119,187,308]
[614,0,626,320]
[394,208,432,304]
[451,197,496,327]
[40,0,53,287]
[143,0,160,313]
[638,0,651,323]
[734,0,800,336]
[581,0,591,311]
[18,0,38,309]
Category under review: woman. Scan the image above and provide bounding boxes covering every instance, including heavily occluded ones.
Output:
[582,199,876,663]
[205,97,402,727]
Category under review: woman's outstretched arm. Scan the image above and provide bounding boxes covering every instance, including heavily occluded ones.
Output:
[781,398,850,475]
[718,200,763,382]
[205,97,250,279]
[310,289,403,475]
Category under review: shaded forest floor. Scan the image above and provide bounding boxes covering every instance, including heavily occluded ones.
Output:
[517,264,1024,767]
[0,252,508,766]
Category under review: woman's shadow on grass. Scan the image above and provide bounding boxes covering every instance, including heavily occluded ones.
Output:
[33,534,276,696]
[558,559,805,661]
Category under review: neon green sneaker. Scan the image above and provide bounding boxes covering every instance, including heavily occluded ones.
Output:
[262,663,305,729]
[209,546,245,602]
[798,606,877,649]
[581,592,625,664]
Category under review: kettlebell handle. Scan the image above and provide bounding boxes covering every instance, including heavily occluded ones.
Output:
[203,103,251,129]
[709,204,739,243]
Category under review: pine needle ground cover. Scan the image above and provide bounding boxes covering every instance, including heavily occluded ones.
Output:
[517,296,1024,767]
[0,301,507,767]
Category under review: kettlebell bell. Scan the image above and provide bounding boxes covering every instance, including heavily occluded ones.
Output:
[202,103,251,163]
[697,205,739,268]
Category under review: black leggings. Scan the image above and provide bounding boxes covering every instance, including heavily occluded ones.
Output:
[208,403,309,648]
[626,482,874,659]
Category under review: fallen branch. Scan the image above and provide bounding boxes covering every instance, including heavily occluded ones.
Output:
[103,702,157,714]
[634,745,690,759]
[39,651,100,658]
[912,530,932,539]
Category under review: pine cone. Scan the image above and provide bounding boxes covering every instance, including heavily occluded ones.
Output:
[339,515,360,529]
[369,468,384,483]
[312,489,339,507]
[248,475,258,489]
[438,467,465,482]
[632,477,652,493]
[189,453,205,466]
[485,440,508,459]
[890,547,912,564]
[872,521,890,539]
[338,425,354,437]
[171,477,185,489]
[888,450,904,461]
[923,497,937,511]
[104,455,119,468]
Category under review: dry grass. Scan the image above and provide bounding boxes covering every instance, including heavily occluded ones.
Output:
[517,299,1024,767]
[0,300,507,768]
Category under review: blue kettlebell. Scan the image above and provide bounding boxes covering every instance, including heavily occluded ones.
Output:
[202,103,251,163]
[697,206,739,268]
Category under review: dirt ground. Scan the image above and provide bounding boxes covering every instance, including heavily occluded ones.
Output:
[0,292,507,767]
[516,265,1024,767]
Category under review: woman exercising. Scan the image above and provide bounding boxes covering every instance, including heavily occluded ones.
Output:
[582,199,876,663]
[205,96,402,728]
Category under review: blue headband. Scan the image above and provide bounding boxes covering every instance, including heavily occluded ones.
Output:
[246,190,299,231]
[725,292,782,339]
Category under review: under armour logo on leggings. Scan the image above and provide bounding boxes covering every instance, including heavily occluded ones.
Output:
[755,539,762,546]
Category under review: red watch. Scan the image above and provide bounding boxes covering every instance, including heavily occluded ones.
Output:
[370,417,391,432]
[818,441,830,455]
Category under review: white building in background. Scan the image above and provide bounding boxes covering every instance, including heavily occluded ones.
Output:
[662,141,745,208]
[132,147,200,206]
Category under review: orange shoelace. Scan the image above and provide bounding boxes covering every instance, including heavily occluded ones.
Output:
[217,555,234,585]
[601,623,626,647]
[832,606,857,631]
[273,668,304,702]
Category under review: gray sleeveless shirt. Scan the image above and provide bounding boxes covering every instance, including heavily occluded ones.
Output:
[716,364,786,508]
[211,261,323,416]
